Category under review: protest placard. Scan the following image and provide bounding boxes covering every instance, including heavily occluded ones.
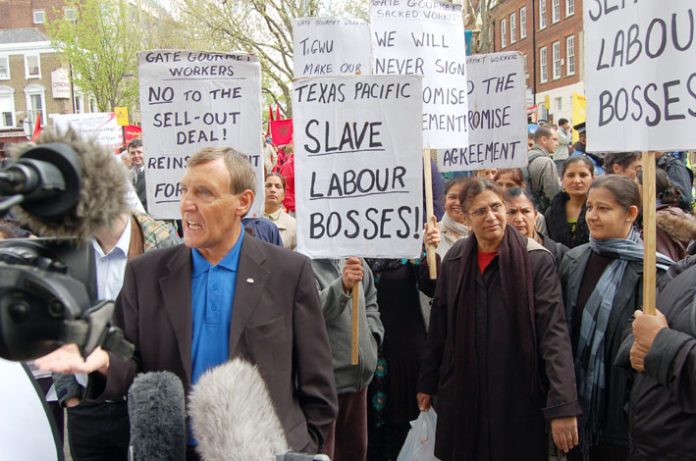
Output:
[370,0,468,149]
[437,51,527,172]
[585,1,696,151]
[138,50,263,219]
[52,112,123,150]
[294,75,423,259]
[293,17,372,78]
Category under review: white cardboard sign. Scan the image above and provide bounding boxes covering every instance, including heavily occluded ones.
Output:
[438,52,527,172]
[370,0,469,149]
[585,1,696,152]
[293,17,372,78]
[138,50,263,219]
[294,75,424,259]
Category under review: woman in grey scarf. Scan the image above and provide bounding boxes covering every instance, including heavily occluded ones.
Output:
[559,175,673,461]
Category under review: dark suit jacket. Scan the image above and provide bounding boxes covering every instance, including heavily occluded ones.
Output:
[89,235,338,452]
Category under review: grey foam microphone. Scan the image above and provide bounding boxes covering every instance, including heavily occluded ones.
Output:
[8,128,129,241]
[128,371,186,461]
[189,359,290,461]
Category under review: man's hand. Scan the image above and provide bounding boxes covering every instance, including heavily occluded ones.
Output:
[630,309,669,372]
[34,344,109,376]
[423,215,441,248]
[416,392,432,411]
[551,416,579,453]
[341,257,364,293]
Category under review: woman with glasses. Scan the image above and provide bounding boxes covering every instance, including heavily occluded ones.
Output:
[505,187,569,267]
[559,175,672,460]
[545,156,594,249]
[417,178,581,461]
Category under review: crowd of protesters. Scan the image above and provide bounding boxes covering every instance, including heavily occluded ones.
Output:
[1,119,695,461]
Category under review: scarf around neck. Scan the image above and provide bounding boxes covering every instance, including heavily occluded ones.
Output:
[575,228,673,457]
[440,212,469,239]
[452,225,538,458]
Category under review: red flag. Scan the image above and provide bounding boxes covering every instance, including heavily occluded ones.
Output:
[265,105,274,138]
[270,119,293,146]
[31,113,41,141]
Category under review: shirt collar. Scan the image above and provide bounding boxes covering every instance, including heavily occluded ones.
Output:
[191,229,245,275]
[92,216,132,258]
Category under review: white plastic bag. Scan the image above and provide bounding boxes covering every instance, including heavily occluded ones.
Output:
[396,408,440,461]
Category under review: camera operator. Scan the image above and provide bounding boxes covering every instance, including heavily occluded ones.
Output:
[53,209,179,461]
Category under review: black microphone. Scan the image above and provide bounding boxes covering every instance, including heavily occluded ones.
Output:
[5,128,129,241]
[189,359,290,461]
[128,371,186,461]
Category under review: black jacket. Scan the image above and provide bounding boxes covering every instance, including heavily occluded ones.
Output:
[559,244,648,448]
[544,192,589,249]
[540,233,569,268]
[616,263,696,460]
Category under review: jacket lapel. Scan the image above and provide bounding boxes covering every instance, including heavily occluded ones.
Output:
[229,236,271,357]
[159,246,193,386]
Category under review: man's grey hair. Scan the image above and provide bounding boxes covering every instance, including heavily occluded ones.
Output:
[188,147,256,195]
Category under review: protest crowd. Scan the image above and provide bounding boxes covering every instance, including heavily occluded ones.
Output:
[0,114,690,461]
[2,2,696,461]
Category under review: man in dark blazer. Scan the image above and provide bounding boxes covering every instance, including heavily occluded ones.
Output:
[37,147,338,456]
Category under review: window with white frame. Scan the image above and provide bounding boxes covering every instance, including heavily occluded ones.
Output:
[24,84,46,126]
[0,56,9,80]
[64,7,78,21]
[88,95,98,113]
[552,0,560,23]
[552,41,561,79]
[523,54,529,78]
[540,47,548,83]
[501,19,507,48]
[520,7,527,39]
[32,9,45,24]
[74,90,85,113]
[539,0,547,30]
[555,97,563,111]
[510,14,517,44]
[566,35,576,75]
[0,87,15,128]
[24,55,40,79]
[566,0,574,17]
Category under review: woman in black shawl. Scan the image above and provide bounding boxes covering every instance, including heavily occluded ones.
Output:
[417,178,581,461]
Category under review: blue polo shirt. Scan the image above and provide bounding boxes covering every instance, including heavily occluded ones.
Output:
[190,230,244,386]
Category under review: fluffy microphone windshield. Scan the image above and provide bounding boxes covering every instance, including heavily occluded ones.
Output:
[189,359,290,461]
[9,128,129,241]
[128,371,187,461]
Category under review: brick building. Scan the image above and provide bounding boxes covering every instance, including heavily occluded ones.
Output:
[490,0,584,124]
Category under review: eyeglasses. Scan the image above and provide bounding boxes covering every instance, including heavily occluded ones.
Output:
[466,202,505,218]
[507,207,535,217]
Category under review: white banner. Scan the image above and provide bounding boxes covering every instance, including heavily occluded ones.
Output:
[370,0,468,149]
[293,17,372,78]
[138,50,263,219]
[437,52,527,172]
[585,1,696,151]
[294,75,423,259]
[53,112,122,150]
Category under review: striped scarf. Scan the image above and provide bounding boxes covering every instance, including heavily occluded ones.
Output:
[575,228,673,457]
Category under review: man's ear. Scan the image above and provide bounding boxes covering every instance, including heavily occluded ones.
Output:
[236,189,255,216]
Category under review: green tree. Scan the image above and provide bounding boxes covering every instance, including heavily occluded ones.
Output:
[177,0,326,117]
[46,0,142,112]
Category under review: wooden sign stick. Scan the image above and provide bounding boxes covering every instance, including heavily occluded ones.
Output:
[423,150,437,280]
[351,283,360,365]
[642,151,657,316]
